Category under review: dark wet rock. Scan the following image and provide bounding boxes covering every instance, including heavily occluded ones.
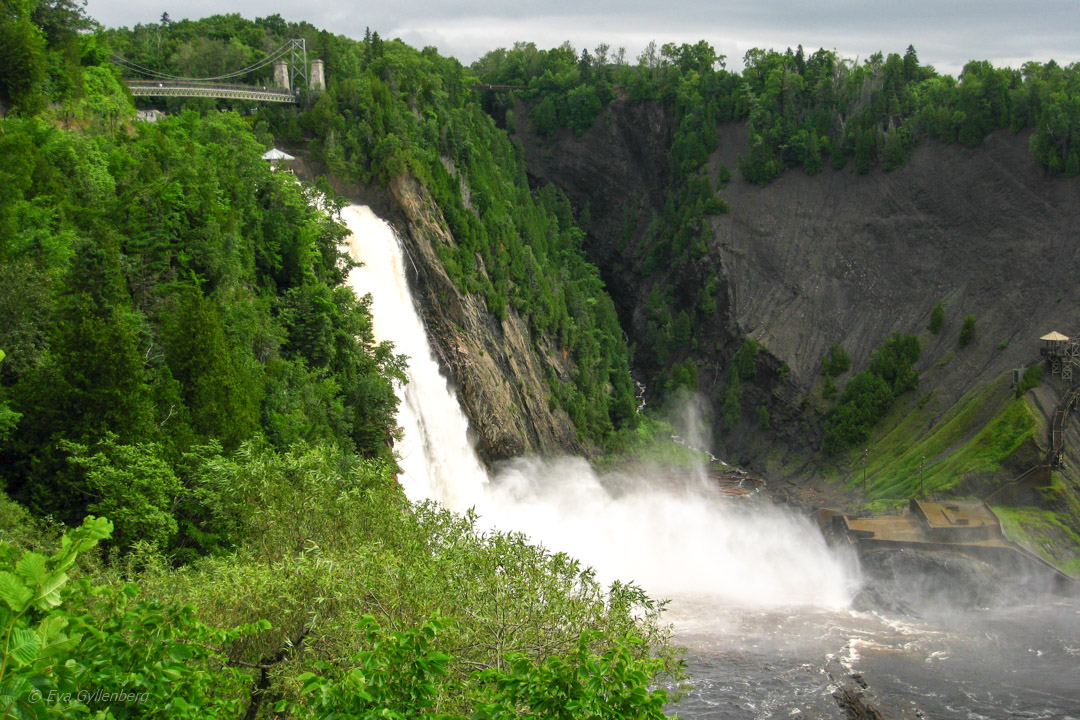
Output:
[825,658,923,720]
[388,174,583,462]
[855,547,1022,612]
[295,156,586,464]
[832,683,885,720]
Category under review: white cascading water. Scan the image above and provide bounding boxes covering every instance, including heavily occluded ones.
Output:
[343,205,858,610]
[343,205,488,511]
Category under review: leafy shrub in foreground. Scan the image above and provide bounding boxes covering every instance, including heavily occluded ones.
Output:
[285,619,669,720]
[0,516,257,719]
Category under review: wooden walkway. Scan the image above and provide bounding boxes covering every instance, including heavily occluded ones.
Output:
[1047,386,1079,466]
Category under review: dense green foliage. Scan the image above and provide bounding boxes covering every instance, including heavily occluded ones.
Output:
[958,313,977,347]
[1016,363,1043,398]
[476,40,1080,183]
[716,339,759,429]
[823,333,921,453]
[821,374,838,400]
[0,450,677,717]
[0,97,404,550]
[154,441,675,717]
[733,47,1080,181]
[0,0,95,114]
[0,515,258,718]
[0,7,678,717]
[105,15,638,443]
[821,343,851,377]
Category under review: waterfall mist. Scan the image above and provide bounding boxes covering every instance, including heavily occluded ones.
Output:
[343,204,859,611]
[481,457,857,608]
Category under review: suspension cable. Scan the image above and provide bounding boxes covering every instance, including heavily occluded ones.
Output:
[111,40,296,83]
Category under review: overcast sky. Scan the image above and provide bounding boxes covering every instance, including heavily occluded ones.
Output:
[87,0,1080,77]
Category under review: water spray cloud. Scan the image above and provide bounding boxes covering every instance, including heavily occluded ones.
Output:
[344,204,859,612]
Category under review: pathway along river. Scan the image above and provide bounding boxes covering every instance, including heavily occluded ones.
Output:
[343,205,1080,719]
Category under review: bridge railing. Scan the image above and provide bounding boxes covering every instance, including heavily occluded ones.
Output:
[126,80,299,103]
[127,80,296,94]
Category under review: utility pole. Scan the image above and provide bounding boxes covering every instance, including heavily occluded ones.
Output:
[920,455,926,497]
[862,448,868,493]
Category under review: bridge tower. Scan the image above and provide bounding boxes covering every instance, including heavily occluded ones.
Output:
[278,39,323,93]
[287,39,309,91]
[273,60,290,91]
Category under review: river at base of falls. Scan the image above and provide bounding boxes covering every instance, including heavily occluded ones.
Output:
[673,600,1080,719]
[342,204,1080,720]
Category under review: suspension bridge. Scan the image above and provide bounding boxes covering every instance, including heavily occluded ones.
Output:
[112,39,324,103]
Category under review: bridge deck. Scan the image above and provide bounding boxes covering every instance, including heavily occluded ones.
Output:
[127,81,297,103]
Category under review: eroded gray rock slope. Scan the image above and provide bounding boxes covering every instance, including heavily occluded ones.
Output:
[517,100,1080,462]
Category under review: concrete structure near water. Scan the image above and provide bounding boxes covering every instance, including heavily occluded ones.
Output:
[822,499,1077,593]
[836,499,1000,546]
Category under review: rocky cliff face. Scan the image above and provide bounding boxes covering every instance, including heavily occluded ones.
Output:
[516,101,1080,470]
[298,158,582,464]
[711,126,1080,396]
[386,175,582,462]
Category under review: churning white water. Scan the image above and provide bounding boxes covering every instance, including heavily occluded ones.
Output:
[343,204,1080,720]
[343,204,857,610]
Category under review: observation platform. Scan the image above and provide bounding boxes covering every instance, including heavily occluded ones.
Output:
[821,499,1076,592]
[841,499,1004,546]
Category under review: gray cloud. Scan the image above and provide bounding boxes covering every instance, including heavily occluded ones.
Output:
[88,0,1080,76]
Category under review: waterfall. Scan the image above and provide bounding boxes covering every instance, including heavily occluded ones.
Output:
[343,205,859,610]
[343,205,487,510]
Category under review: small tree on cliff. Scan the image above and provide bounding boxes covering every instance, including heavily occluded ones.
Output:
[928,300,945,334]
[958,314,976,348]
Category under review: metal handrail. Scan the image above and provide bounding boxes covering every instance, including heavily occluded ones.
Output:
[127,80,294,94]
[126,81,298,103]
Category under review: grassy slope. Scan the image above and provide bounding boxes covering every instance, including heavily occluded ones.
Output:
[835,373,1037,503]
[827,370,1080,574]
[995,504,1080,576]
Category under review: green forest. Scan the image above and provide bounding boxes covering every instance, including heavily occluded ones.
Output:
[0,4,672,718]
[3,0,1080,715]
[474,39,1080,180]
